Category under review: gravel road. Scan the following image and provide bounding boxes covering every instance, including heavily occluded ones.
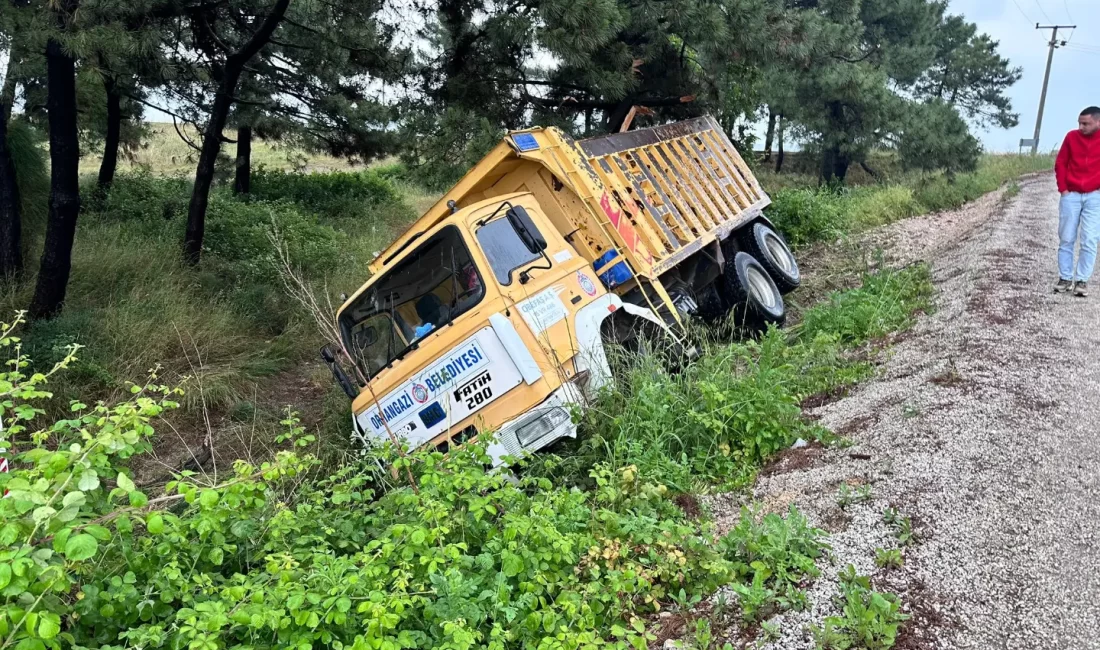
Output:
[715,174,1099,649]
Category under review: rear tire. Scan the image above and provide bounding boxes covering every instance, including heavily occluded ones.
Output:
[722,252,786,327]
[738,222,800,294]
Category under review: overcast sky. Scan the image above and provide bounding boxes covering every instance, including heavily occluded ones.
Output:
[951,0,1099,152]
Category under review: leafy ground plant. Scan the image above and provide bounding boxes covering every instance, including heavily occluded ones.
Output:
[883,508,916,546]
[0,312,747,650]
[718,506,829,622]
[874,547,904,570]
[837,484,873,508]
[813,566,909,650]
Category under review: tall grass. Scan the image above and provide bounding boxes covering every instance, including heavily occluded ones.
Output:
[766,154,1054,246]
[2,168,420,429]
[534,265,934,492]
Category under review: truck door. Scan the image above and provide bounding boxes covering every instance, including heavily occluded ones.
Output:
[471,202,600,379]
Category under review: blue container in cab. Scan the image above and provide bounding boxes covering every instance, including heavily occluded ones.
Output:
[594,250,634,288]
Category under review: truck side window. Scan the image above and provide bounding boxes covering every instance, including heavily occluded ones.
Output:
[476,217,544,285]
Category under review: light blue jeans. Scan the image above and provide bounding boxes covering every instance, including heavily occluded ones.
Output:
[1059,191,1100,282]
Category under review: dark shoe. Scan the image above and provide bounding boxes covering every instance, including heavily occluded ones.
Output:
[1075,282,1089,297]
[1055,278,1074,293]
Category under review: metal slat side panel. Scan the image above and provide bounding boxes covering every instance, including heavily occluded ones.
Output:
[687,136,750,211]
[604,156,682,252]
[591,158,673,257]
[573,117,775,269]
[646,144,726,230]
[635,147,706,237]
[698,129,757,205]
[623,150,696,243]
[672,137,747,213]
[657,141,729,228]
[613,152,684,242]
[703,116,766,201]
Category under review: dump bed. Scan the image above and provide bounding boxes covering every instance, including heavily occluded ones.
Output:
[367,116,769,284]
[575,116,769,275]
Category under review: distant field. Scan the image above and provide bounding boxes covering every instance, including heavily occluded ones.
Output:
[78,122,364,177]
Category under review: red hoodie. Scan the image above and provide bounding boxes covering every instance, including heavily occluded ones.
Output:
[1056,130,1100,194]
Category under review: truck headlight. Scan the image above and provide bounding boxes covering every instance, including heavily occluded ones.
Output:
[516,407,570,446]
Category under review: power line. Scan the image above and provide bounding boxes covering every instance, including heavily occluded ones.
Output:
[1033,0,1054,23]
[1064,46,1100,56]
[1009,0,1034,23]
[1063,0,1075,22]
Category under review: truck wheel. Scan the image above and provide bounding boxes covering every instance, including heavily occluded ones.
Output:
[696,284,729,324]
[723,252,786,326]
[739,222,800,294]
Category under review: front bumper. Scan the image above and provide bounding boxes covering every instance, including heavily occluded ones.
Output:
[485,381,584,465]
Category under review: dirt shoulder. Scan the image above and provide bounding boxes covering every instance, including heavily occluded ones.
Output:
[708,174,1097,649]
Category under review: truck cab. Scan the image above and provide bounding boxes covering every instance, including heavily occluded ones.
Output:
[336,193,647,461]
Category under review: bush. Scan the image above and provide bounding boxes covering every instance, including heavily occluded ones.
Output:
[83,170,191,224]
[0,320,735,650]
[250,166,402,217]
[766,188,850,247]
[204,196,348,280]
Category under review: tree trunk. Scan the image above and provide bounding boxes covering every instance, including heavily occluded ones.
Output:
[605,99,634,133]
[820,144,850,185]
[0,46,17,124]
[775,115,785,173]
[0,108,21,280]
[763,110,777,162]
[183,79,237,265]
[28,36,81,320]
[97,78,121,194]
[233,124,251,195]
[182,0,290,265]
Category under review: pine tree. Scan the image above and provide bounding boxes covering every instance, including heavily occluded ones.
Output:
[163,0,403,263]
[28,0,81,319]
[915,13,1021,129]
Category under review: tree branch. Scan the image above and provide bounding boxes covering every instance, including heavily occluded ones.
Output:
[228,0,292,68]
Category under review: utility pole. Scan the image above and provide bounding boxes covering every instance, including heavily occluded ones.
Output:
[1032,24,1075,155]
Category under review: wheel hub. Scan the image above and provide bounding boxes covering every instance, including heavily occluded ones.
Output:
[746,266,777,310]
[764,233,794,274]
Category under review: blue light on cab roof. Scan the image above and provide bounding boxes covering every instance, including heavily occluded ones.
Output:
[512,133,539,151]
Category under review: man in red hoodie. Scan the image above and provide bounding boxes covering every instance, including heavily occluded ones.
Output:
[1055,106,1100,297]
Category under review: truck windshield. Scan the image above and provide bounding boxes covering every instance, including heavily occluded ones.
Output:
[339,226,484,379]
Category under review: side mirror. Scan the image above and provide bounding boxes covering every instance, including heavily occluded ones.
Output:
[506,206,547,254]
[321,344,358,400]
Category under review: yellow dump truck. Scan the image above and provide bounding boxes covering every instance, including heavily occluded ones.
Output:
[324,116,800,462]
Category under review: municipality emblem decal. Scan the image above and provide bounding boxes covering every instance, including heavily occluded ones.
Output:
[577,271,598,296]
[411,383,430,403]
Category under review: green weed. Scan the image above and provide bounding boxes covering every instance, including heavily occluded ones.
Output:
[883,508,915,546]
[813,566,909,650]
[837,484,873,508]
[874,547,904,570]
[799,265,933,346]
[719,506,829,622]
